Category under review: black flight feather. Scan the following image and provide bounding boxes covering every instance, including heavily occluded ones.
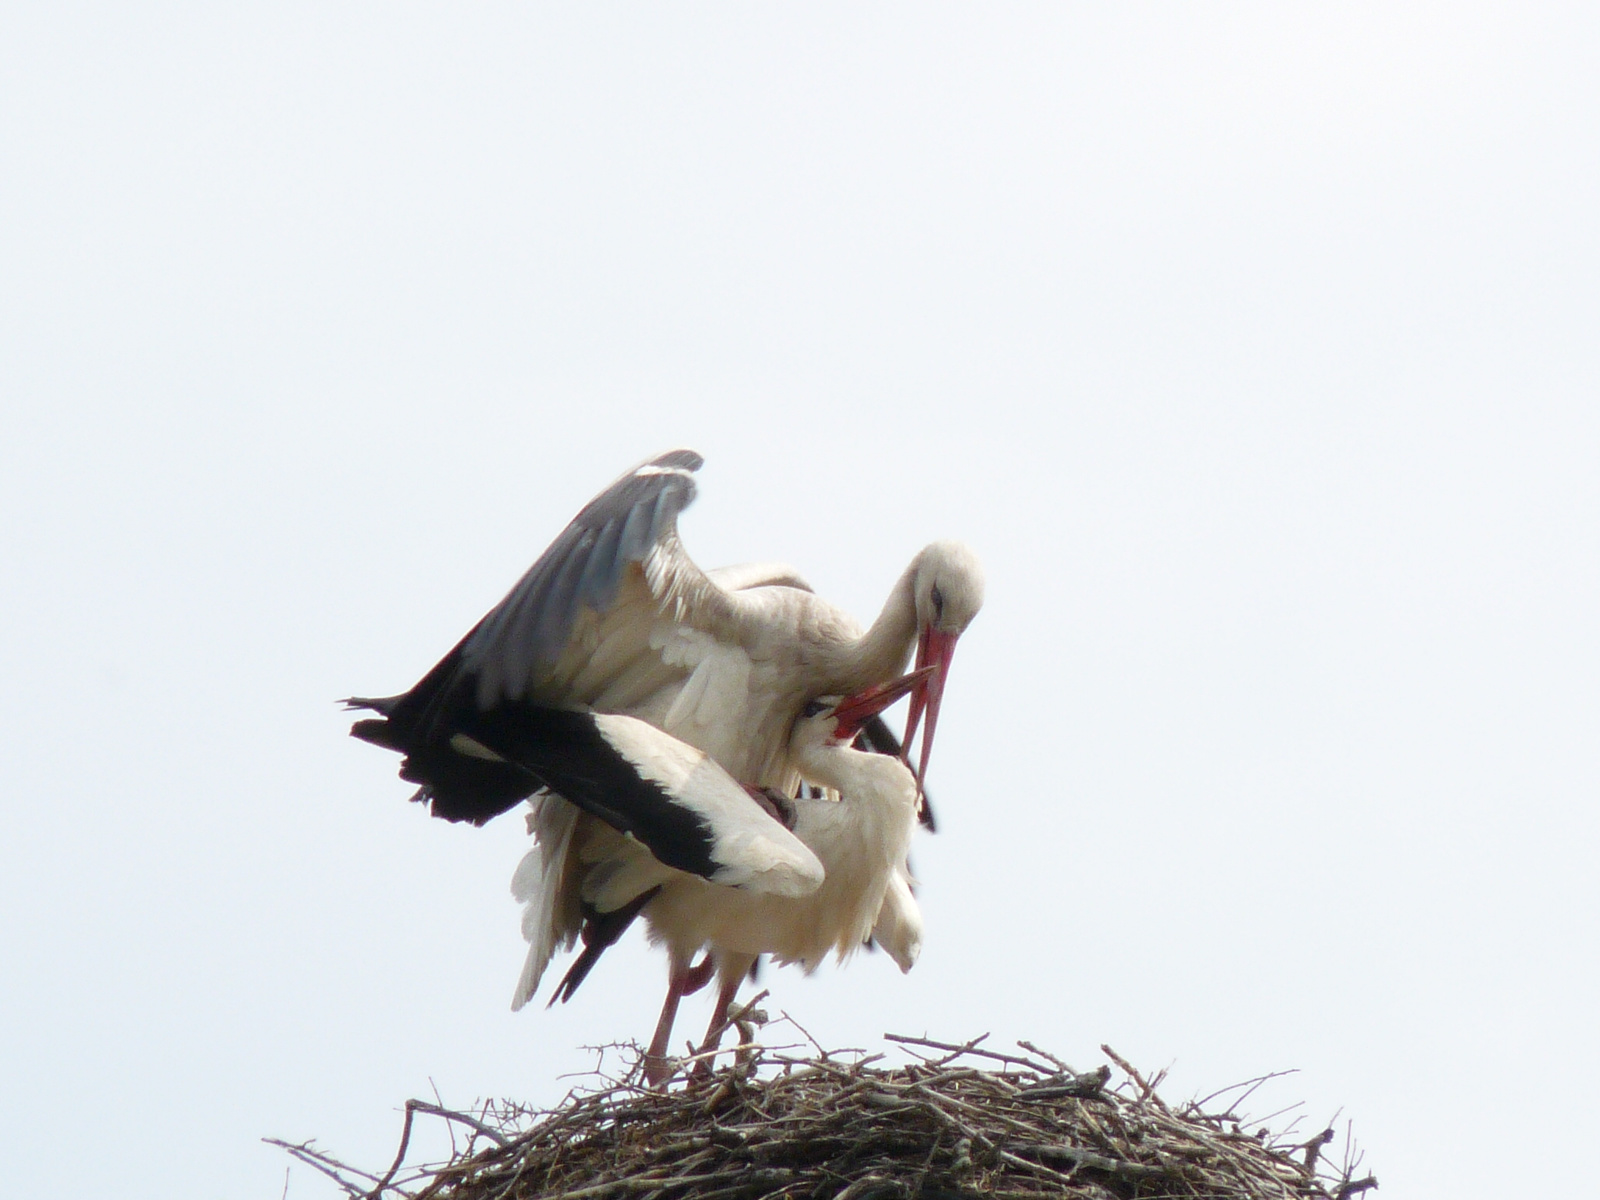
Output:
[551,886,662,1005]
[345,450,705,827]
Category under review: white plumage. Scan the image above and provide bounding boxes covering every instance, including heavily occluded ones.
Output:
[512,673,929,1084]
[346,452,982,1080]
[348,450,984,829]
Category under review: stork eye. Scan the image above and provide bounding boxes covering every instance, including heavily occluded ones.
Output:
[800,700,827,719]
[930,584,945,621]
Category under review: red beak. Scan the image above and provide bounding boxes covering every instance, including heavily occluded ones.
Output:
[830,665,938,744]
[902,626,959,791]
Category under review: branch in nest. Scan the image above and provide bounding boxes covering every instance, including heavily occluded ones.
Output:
[1337,1174,1380,1199]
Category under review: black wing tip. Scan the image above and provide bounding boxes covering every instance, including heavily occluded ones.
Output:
[551,887,661,1005]
[342,694,397,713]
[551,955,594,1006]
[410,781,527,826]
[398,783,505,827]
[349,716,399,749]
[428,802,498,828]
[482,707,723,881]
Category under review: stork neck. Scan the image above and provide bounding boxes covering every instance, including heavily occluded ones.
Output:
[795,742,917,812]
[838,557,920,691]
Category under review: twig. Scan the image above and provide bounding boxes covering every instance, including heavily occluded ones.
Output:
[263,1140,386,1199]
[1019,1065,1111,1100]
[408,1101,511,1148]
[885,1032,1054,1074]
[1100,1044,1169,1111]
[364,1102,420,1199]
[1016,1039,1076,1074]
[1013,1141,1168,1180]
[1194,1068,1301,1116]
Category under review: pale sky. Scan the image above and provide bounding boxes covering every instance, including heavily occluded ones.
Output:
[2,5,1596,1197]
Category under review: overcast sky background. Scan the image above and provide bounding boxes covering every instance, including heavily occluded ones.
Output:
[3,5,1596,1196]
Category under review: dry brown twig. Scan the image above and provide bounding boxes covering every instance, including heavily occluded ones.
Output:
[271,1032,1374,1200]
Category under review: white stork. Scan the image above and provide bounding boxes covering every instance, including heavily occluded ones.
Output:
[508,668,932,1085]
[347,449,983,825]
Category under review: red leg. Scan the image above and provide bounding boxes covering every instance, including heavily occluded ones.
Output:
[681,953,714,996]
[644,958,693,1087]
[705,971,743,1046]
[690,954,755,1079]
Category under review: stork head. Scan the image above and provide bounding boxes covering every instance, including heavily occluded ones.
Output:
[904,540,984,790]
[794,667,938,753]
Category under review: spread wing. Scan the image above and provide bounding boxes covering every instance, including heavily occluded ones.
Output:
[461,449,723,705]
[347,449,791,823]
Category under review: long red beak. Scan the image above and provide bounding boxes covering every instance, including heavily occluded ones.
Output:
[902,626,959,791]
[830,665,938,743]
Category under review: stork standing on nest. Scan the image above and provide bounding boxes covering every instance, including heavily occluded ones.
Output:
[345,450,984,828]
[507,668,932,1085]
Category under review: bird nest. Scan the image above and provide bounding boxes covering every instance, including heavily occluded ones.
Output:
[273,1019,1376,1200]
